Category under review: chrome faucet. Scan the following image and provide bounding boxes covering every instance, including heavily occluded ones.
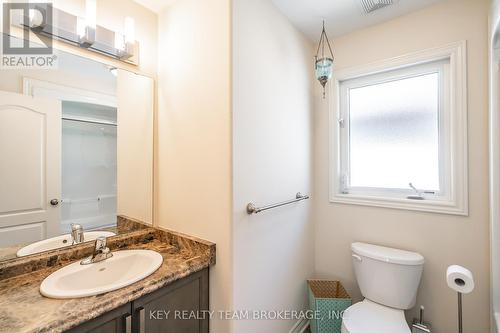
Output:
[71,224,84,244]
[81,236,113,265]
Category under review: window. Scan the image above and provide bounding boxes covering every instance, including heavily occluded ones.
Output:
[331,42,468,215]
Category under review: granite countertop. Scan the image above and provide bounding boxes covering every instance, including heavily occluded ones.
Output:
[0,223,216,333]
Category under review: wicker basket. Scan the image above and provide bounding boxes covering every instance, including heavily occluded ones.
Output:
[308,280,352,333]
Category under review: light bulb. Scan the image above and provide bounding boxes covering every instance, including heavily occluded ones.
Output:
[124,17,135,44]
[114,33,125,51]
[29,8,44,28]
[85,0,97,30]
[77,17,86,38]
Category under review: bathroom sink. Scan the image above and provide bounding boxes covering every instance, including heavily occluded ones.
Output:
[16,231,116,257]
[40,250,163,299]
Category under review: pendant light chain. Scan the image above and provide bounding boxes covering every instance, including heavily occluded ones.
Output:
[315,21,334,61]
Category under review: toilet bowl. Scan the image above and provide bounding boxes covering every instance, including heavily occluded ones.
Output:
[341,242,424,333]
[341,299,409,333]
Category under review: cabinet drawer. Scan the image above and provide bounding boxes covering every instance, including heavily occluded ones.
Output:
[67,304,132,333]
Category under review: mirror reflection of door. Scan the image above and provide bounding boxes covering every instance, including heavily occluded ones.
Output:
[24,77,118,238]
[0,91,61,246]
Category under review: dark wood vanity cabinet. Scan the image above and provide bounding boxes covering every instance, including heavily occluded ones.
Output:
[132,268,209,333]
[68,269,209,333]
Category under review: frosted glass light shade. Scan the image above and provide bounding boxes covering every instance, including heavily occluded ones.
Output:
[77,17,86,38]
[85,0,97,30]
[315,57,333,87]
[115,33,125,51]
[29,8,44,28]
[124,17,135,44]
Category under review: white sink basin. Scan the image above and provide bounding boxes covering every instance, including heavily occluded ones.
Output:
[40,250,163,299]
[16,231,116,257]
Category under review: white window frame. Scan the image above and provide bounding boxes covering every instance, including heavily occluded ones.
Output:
[330,41,468,215]
[339,61,449,197]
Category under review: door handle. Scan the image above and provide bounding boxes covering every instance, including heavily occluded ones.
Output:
[50,199,59,206]
[124,314,131,333]
[139,307,145,333]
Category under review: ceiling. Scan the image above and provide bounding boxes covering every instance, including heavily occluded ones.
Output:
[134,0,448,41]
[270,0,447,41]
[132,0,177,13]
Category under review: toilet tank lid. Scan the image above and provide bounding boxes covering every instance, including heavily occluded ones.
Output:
[352,242,424,266]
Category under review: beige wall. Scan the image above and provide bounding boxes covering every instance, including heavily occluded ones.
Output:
[117,70,154,225]
[156,1,233,332]
[314,1,490,332]
[232,0,314,332]
[491,0,500,326]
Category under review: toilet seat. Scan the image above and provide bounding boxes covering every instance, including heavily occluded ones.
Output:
[341,299,410,333]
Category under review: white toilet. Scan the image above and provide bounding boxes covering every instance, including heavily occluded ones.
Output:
[341,242,425,333]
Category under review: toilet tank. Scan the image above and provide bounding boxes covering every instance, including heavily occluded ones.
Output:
[351,242,424,310]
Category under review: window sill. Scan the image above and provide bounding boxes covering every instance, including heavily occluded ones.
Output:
[330,193,468,216]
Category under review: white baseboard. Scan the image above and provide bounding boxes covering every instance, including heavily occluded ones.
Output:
[289,318,309,333]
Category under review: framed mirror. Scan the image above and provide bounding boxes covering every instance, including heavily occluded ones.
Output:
[0,35,154,261]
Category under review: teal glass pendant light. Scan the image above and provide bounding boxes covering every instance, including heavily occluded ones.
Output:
[315,21,334,98]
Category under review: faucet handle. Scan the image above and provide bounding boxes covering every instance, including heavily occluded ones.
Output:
[70,224,84,244]
[71,223,83,231]
[95,236,107,251]
[81,236,112,265]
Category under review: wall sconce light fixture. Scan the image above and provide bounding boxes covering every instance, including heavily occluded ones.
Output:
[15,3,139,65]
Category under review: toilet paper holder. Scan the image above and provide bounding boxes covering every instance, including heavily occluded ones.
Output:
[412,306,431,333]
[446,265,475,333]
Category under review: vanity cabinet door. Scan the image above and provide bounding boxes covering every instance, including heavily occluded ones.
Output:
[132,268,209,333]
[66,304,132,333]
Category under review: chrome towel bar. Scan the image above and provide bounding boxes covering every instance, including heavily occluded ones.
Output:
[246,192,310,215]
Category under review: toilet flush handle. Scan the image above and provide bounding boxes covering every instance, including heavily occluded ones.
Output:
[352,254,362,262]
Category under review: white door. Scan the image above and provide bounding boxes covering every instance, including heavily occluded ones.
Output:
[0,90,61,247]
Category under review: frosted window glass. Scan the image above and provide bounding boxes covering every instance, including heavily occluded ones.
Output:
[349,73,440,190]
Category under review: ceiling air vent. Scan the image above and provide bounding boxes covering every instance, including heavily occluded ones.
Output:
[360,0,394,14]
